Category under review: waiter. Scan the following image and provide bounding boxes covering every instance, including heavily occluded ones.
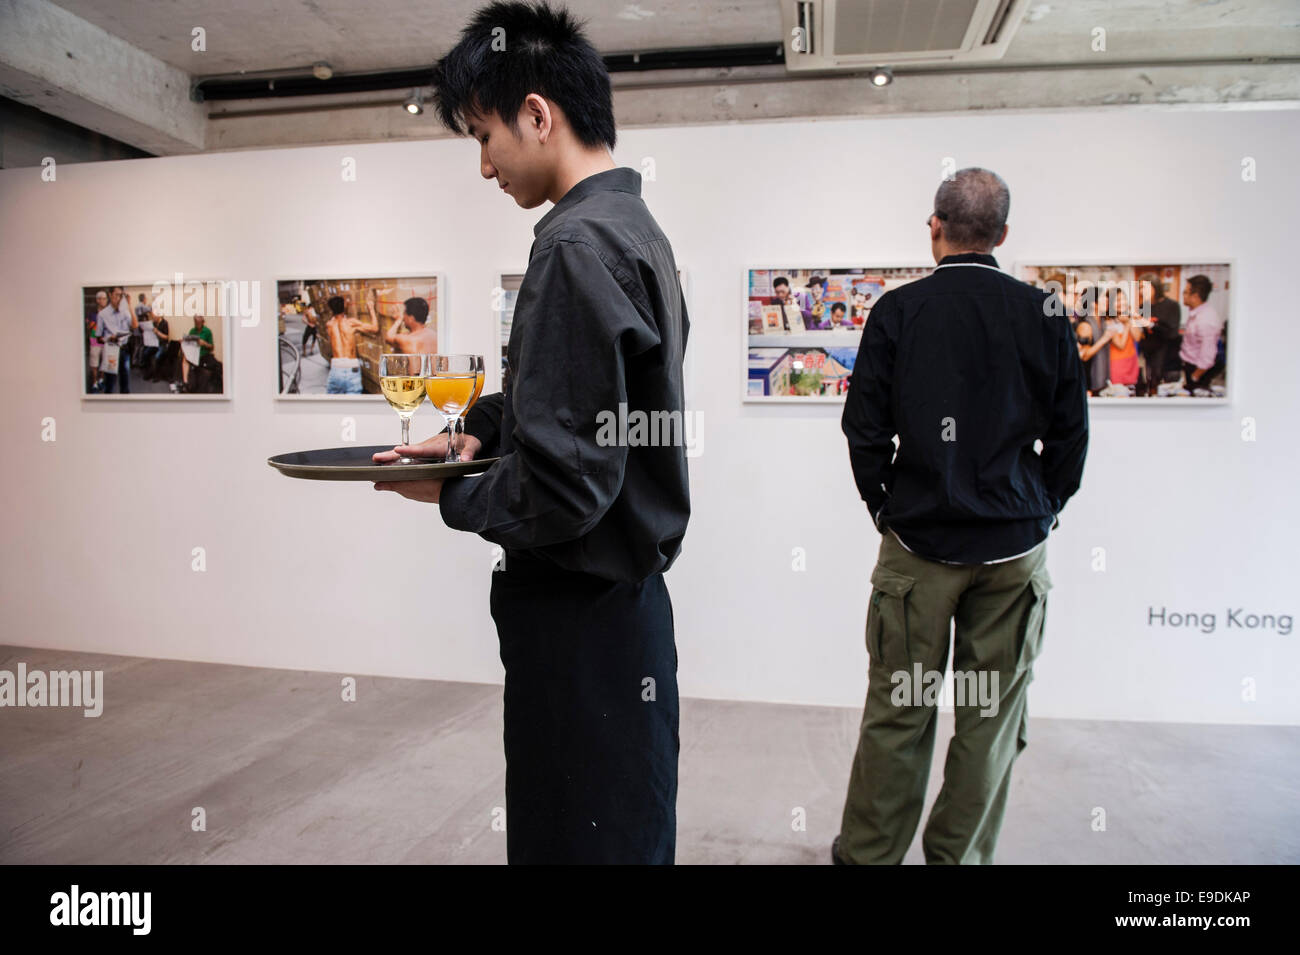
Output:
[373,0,690,865]
[834,167,1088,864]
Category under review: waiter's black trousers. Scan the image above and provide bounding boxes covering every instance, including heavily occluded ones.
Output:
[489,554,680,864]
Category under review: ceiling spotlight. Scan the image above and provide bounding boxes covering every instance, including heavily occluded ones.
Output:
[311,61,333,81]
[404,90,424,115]
[869,67,893,87]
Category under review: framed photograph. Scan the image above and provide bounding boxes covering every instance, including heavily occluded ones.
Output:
[498,268,695,406]
[1018,261,1233,403]
[497,272,523,397]
[81,279,232,400]
[276,274,444,399]
[743,264,933,403]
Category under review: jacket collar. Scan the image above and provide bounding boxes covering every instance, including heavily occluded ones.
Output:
[534,167,642,237]
[936,252,1001,269]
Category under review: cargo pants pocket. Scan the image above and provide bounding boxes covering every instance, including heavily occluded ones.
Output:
[866,564,917,673]
[1014,567,1053,674]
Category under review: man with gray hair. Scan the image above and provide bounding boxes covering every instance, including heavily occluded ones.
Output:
[834,168,1089,864]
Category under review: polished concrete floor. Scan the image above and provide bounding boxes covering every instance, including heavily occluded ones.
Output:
[2,644,1296,864]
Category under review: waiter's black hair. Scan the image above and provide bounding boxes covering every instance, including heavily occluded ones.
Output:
[1187,274,1213,302]
[404,297,430,325]
[773,276,790,287]
[830,302,846,314]
[431,1,616,150]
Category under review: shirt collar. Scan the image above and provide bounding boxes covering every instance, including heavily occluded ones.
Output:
[936,252,1001,269]
[534,166,641,237]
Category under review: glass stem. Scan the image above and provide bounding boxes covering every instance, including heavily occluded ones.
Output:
[401,414,410,449]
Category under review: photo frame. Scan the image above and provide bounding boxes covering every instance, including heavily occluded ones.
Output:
[275,273,446,400]
[743,263,933,403]
[1017,260,1234,404]
[81,278,235,401]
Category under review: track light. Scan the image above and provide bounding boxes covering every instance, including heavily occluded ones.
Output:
[869,67,893,87]
[311,61,333,81]
[404,90,424,115]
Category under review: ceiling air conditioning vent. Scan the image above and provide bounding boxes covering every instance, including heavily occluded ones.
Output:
[783,0,1028,72]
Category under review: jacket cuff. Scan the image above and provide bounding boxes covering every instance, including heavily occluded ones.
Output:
[438,476,478,532]
[462,404,501,455]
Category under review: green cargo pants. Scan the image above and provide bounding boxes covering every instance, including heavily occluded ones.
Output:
[838,530,1052,864]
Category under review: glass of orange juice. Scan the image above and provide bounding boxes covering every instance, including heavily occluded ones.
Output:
[427,354,483,463]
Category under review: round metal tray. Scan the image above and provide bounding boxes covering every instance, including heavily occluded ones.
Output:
[268,446,498,482]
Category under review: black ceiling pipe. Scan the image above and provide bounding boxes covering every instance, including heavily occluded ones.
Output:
[193,43,785,102]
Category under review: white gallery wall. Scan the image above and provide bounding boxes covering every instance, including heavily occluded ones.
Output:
[2,104,1297,725]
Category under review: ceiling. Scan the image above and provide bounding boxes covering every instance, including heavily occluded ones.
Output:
[47,0,1300,77]
[2,0,1297,160]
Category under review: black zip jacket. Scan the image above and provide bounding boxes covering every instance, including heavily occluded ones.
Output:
[439,167,691,583]
[841,252,1089,563]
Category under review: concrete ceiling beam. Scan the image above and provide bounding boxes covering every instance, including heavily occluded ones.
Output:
[0,0,206,155]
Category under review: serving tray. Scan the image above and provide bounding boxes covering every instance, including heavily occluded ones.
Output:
[268,446,498,482]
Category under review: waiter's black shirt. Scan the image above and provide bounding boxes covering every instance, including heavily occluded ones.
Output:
[842,252,1089,563]
[440,167,691,583]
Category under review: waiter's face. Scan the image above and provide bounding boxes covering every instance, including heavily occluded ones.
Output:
[775,284,790,302]
[469,100,548,210]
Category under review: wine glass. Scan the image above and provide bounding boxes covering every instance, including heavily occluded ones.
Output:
[379,353,428,463]
[426,354,483,463]
[456,355,486,457]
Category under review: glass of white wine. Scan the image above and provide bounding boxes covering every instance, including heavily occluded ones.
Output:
[426,354,483,463]
[379,353,428,464]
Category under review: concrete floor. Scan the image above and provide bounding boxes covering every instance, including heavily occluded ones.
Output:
[2,644,1296,864]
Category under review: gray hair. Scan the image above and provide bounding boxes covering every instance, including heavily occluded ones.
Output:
[933,168,1010,251]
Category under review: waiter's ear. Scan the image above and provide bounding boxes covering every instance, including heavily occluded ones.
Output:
[522,93,553,144]
[993,223,1009,248]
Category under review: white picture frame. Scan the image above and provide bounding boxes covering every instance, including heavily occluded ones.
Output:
[80,277,235,402]
[274,271,447,401]
[741,262,934,404]
[1015,258,1235,406]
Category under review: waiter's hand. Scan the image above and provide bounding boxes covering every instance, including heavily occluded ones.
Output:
[372,431,481,464]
